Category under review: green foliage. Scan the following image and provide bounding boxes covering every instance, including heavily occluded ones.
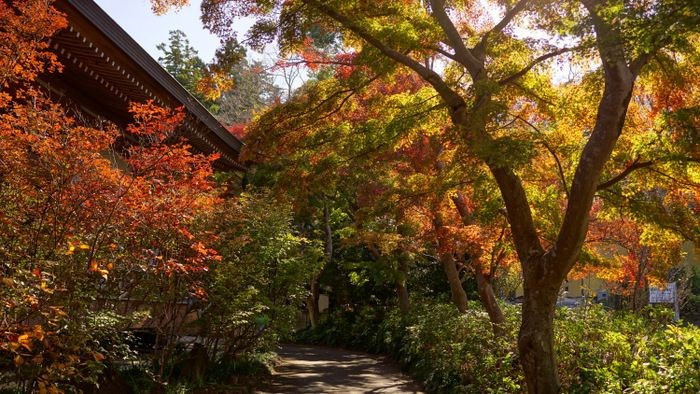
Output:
[158,30,279,124]
[214,59,281,126]
[202,188,323,355]
[298,301,700,393]
[118,351,275,393]
[157,30,214,109]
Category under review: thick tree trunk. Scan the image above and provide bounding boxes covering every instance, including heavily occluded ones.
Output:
[631,247,650,311]
[475,270,505,335]
[396,255,411,314]
[518,268,562,394]
[433,211,469,313]
[440,252,468,313]
[451,192,505,325]
[308,202,333,329]
[307,277,321,329]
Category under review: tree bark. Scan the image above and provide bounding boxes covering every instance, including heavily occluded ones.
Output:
[452,192,505,330]
[308,202,333,329]
[433,210,469,313]
[475,270,505,335]
[307,276,321,329]
[518,262,562,394]
[631,247,650,311]
[396,253,411,314]
[440,251,468,313]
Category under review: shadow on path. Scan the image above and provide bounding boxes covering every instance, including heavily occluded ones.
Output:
[256,344,424,393]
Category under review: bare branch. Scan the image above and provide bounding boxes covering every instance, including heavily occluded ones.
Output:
[431,45,459,62]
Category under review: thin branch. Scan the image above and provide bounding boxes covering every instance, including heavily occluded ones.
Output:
[499,47,577,85]
[431,45,459,62]
[304,0,467,113]
[473,0,530,59]
[511,114,570,199]
[647,167,700,189]
[511,82,555,106]
[596,158,654,190]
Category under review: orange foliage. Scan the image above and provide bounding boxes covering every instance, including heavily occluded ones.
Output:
[0,1,221,388]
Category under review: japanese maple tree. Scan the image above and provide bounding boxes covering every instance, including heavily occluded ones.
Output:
[151,0,700,391]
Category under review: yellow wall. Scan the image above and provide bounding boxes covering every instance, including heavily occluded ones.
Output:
[514,241,698,299]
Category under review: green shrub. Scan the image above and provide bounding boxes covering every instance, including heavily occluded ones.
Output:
[297,301,700,393]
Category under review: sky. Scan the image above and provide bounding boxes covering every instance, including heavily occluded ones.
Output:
[93,0,253,63]
[91,1,575,90]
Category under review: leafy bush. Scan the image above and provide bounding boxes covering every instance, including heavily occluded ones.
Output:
[201,189,323,356]
[298,301,700,393]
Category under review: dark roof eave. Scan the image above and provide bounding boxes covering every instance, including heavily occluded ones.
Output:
[66,0,244,155]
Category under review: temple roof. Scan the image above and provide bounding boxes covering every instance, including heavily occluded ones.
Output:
[44,0,244,171]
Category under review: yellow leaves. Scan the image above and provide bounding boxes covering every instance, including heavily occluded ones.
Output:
[40,281,53,294]
[17,334,32,351]
[89,261,109,279]
[11,325,44,353]
[33,325,45,341]
[14,354,23,366]
[49,306,67,317]
[66,242,90,254]
[37,380,61,394]
[2,277,13,287]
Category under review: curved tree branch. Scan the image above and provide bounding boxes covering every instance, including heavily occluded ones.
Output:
[596,159,653,190]
[303,0,467,113]
[473,0,530,60]
[429,0,484,78]
[499,47,578,85]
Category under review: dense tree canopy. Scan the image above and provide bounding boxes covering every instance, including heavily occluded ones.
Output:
[148,0,700,392]
[2,0,699,392]
[0,1,313,391]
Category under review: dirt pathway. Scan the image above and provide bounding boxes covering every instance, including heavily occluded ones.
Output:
[256,344,424,393]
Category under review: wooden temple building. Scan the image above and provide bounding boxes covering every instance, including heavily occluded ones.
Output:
[41,0,245,171]
[36,0,245,336]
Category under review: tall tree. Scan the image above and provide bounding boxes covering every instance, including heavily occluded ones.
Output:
[157,30,214,109]
[215,59,281,128]
[158,30,280,131]
[152,0,700,391]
